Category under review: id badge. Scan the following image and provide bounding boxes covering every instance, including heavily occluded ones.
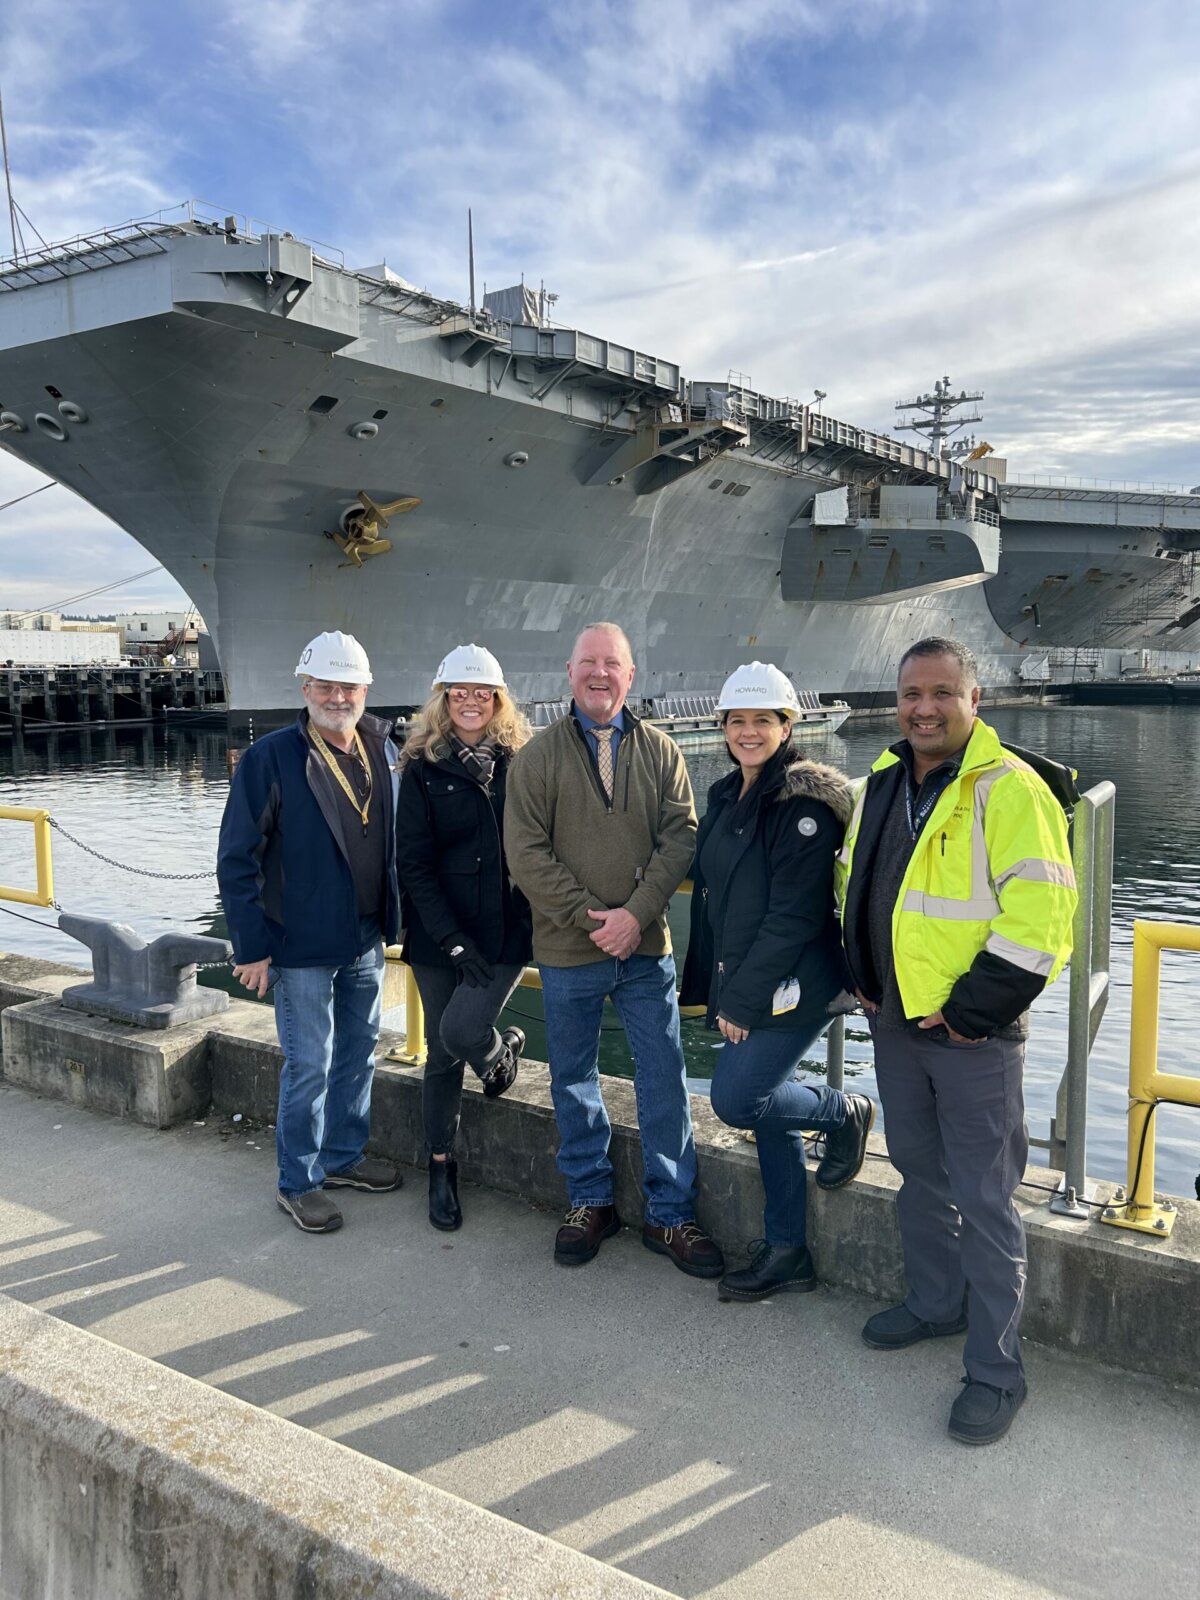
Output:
[771,977,801,1015]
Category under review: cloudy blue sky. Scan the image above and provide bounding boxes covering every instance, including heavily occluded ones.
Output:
[1,0,1198,613]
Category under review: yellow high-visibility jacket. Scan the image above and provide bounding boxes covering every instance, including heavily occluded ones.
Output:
[836,719,1076,1034]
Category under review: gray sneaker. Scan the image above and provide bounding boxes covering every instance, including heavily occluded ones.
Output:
[277,1189,343,1233]
[323,1157,402,1192]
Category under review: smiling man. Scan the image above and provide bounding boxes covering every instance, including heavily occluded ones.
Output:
[837,637,1076,1444]
[217,631,402,1233]
[505,622,723,1278]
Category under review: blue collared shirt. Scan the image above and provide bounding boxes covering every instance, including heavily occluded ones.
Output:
[574,704,625,772]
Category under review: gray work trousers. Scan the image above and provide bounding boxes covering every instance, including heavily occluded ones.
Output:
[869,1018,1029,1389]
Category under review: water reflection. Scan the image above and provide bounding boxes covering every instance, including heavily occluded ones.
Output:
[0,709,1196,1196]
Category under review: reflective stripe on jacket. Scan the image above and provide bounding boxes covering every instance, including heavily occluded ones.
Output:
[836,719,1076,1022]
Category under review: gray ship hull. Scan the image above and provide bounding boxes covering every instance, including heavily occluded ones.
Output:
[2,212,1197,725]
[987,487,1200,656]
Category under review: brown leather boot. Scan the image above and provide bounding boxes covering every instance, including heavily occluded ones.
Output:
[641,1220,725,1279]
[554,1203,620,1266]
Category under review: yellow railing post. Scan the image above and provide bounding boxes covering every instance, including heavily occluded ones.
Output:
[1101,918,1200,1238]
[379,878,870,1094]
[404,964,426,1066]
[382,947,427,1066]
[0,806,55,907]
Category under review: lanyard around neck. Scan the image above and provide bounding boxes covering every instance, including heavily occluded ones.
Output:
[905,767,951,841]
[307,720,373,833]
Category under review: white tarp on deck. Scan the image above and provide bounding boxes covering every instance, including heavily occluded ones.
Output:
[812,487,850,525]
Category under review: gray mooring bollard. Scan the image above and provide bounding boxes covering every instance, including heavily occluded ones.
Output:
[57,914,232,1028]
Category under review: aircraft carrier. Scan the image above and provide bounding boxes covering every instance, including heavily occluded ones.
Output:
[1,202,1198,733]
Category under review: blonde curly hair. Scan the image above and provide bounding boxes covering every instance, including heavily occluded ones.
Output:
[403,682,532,765]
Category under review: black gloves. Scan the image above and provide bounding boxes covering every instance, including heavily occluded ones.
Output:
[443,935,494,988]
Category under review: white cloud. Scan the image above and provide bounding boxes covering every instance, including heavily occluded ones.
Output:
[0,455,189,615]
[1,0,1198,548]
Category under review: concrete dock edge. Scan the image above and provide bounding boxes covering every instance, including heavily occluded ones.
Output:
[0,1293,675,1600]
[4,953,1199,1389]
[210,1018,1200,1390]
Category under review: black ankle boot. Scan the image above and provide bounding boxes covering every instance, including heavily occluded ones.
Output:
[718,1242,817,1302]
[428,1158,462,1231]
[815,1092,876,1190]
[481,1026,524,1099]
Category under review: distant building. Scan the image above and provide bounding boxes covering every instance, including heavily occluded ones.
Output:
[0,610,62,631]
[114,612,208,667]
[115,612,196,643]
[0,609,211,667]
[60,619,123,639]
[0,629,121,666]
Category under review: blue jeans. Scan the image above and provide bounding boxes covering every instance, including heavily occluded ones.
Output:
[272,918,386,1196]
[709,1019,846,1248]
[539,954,698,1227]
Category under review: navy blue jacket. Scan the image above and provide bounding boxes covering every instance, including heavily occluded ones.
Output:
[217,712,401,967]
[679,754,854,1032]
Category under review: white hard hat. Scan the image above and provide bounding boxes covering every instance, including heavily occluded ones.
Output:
[433,643,506,690]
[715,661,801,720]
[294,630,373,685]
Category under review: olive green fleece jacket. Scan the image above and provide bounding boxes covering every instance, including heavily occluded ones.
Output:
[504,710,697,967]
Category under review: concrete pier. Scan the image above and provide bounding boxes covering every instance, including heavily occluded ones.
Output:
[0,665,225,730]
[0,951,1197,1597]
[0,1289,668,1600]
[0,1085,1197,1600]
[3,951,1196,1387]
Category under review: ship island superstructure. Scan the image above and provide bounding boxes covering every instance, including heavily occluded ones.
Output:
[1,203,1199,731]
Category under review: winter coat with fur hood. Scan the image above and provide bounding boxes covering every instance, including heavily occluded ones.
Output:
[679,750,854,1033]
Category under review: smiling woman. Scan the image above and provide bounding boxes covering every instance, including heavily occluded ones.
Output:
[679,660,871,1303]
[395,642,534,1232]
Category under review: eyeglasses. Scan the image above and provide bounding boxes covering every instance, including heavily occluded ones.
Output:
[307,680,362,700]
[447,686,496,702]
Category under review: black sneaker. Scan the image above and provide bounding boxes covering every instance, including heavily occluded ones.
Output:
[948,1376,1027,1445]
[481,1026,524,1099]
[277,1189,342,1233]
[718,1241,817,1302]
[815,1093,875,1190]
[862,1303,968,1349]
[323,1157,402,1192]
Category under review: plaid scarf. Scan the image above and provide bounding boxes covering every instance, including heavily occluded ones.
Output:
[450,734,498,788]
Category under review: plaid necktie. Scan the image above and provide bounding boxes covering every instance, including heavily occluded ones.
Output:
[593,725,615,801]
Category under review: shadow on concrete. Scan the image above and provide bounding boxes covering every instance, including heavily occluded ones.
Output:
[1,1083,1196,1600]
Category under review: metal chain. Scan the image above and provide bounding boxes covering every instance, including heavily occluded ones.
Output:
[49,817,215,880]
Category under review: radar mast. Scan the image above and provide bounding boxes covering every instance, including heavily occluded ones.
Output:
[895,376,983,458]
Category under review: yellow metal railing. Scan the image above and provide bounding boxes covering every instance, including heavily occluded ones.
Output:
[0,805,55,907]
[1100,918,1200,1239]
[382,873,849,1084]
[382,953,552,1067]
[383,881,703,1066]
[382,956,428,1065]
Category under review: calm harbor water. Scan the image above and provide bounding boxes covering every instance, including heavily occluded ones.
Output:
[0,705,1195,1197]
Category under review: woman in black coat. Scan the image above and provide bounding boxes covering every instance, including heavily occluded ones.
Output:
[679,663,874,1301]
[395,644,532,1230]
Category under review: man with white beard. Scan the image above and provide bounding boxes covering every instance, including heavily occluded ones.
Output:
[217,631,403,1232]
